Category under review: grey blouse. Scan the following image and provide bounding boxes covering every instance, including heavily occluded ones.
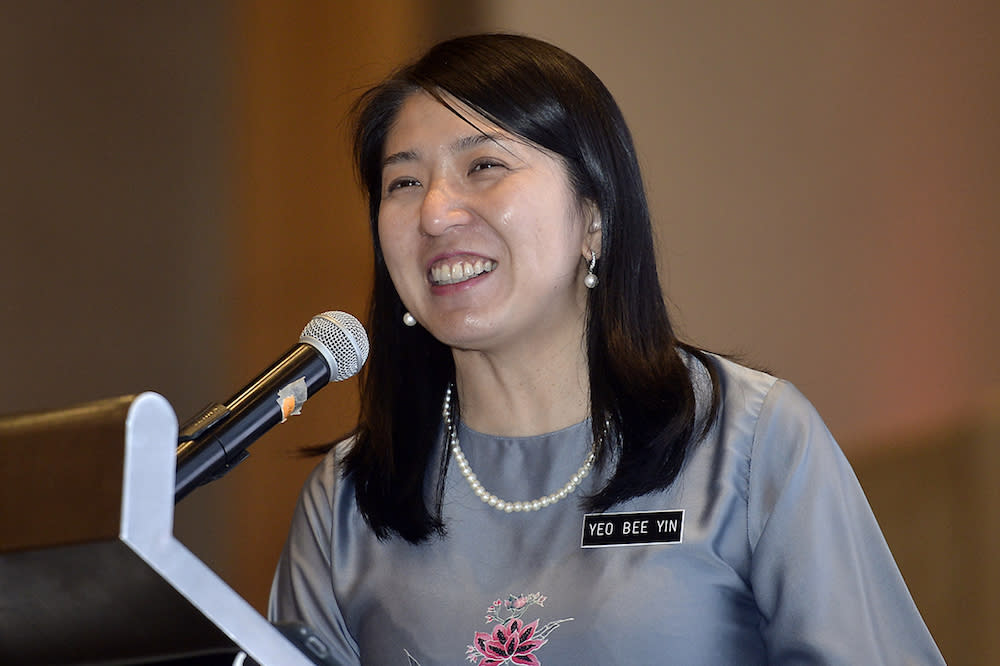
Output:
[269,356,944,665]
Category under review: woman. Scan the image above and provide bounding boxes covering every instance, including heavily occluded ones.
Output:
[270,34,943,665]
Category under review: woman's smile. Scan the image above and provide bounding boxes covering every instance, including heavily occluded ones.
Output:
[428,255,497,286]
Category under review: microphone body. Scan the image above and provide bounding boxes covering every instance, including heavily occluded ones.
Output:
[175,311,367,502]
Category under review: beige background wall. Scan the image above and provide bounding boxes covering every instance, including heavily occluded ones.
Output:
[2,2,997,663]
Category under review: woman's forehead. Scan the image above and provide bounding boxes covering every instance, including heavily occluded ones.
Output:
[382,90,558,166]
[385,92,502,147]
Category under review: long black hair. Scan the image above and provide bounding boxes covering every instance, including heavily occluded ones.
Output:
[341,33,720,542]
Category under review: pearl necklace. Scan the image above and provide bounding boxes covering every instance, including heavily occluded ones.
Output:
[443,384,596,513]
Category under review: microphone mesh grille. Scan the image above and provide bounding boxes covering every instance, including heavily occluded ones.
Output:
[300,311,370,381]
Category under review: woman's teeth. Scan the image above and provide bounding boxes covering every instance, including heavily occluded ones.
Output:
[430,259,497,285]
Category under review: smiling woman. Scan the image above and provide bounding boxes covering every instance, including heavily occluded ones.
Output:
[268,34,944,665]
[377,92,599,373]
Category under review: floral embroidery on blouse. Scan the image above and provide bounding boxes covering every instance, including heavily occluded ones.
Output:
[464,593,573,666]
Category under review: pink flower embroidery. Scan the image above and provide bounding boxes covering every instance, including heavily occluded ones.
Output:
[470,618,546,666]
[465,591,571,665]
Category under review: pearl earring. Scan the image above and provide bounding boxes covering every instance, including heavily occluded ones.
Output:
[584,251,599,289]
[402,311,417,327]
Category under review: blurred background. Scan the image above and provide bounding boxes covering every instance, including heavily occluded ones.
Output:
[2,1,997,663]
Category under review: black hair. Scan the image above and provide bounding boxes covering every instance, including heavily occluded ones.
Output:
[341,33,720,542]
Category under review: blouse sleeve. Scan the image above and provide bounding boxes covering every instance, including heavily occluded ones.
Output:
[268,452,362,666]
[747,380,944,665]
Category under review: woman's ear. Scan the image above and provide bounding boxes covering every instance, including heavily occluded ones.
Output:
[582,202,602,258]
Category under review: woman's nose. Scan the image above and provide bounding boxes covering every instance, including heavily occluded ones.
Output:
[419,177,473,236]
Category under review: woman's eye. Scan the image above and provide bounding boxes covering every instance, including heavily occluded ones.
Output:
[386,178,420,193]
[470,159,505,174]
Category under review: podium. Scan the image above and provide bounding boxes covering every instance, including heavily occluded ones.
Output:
[0,393,315,665]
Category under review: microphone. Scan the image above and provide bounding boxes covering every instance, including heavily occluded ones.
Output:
[174,311,369,502]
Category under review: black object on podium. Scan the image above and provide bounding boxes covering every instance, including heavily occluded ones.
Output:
[0,393,316,666]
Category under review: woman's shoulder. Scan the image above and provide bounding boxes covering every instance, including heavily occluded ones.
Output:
[703,352,778,394]
[697,353,846,490]
[689,351,831,455]
[688,351,777,419]
[296,437,359,511]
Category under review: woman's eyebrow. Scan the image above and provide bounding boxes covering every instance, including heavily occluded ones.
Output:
[382,149,417,169]
[451,132,506,153]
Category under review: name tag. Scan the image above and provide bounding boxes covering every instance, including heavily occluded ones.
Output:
[581,510,684,548]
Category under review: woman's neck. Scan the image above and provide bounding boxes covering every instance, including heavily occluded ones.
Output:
[451,339,590,437]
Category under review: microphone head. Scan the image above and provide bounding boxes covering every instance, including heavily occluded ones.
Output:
[299,311,369,382]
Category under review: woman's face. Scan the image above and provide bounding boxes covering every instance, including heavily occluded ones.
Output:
[377,91,600,357]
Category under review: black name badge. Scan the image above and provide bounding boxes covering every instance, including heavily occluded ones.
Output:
[581,510,684,548]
